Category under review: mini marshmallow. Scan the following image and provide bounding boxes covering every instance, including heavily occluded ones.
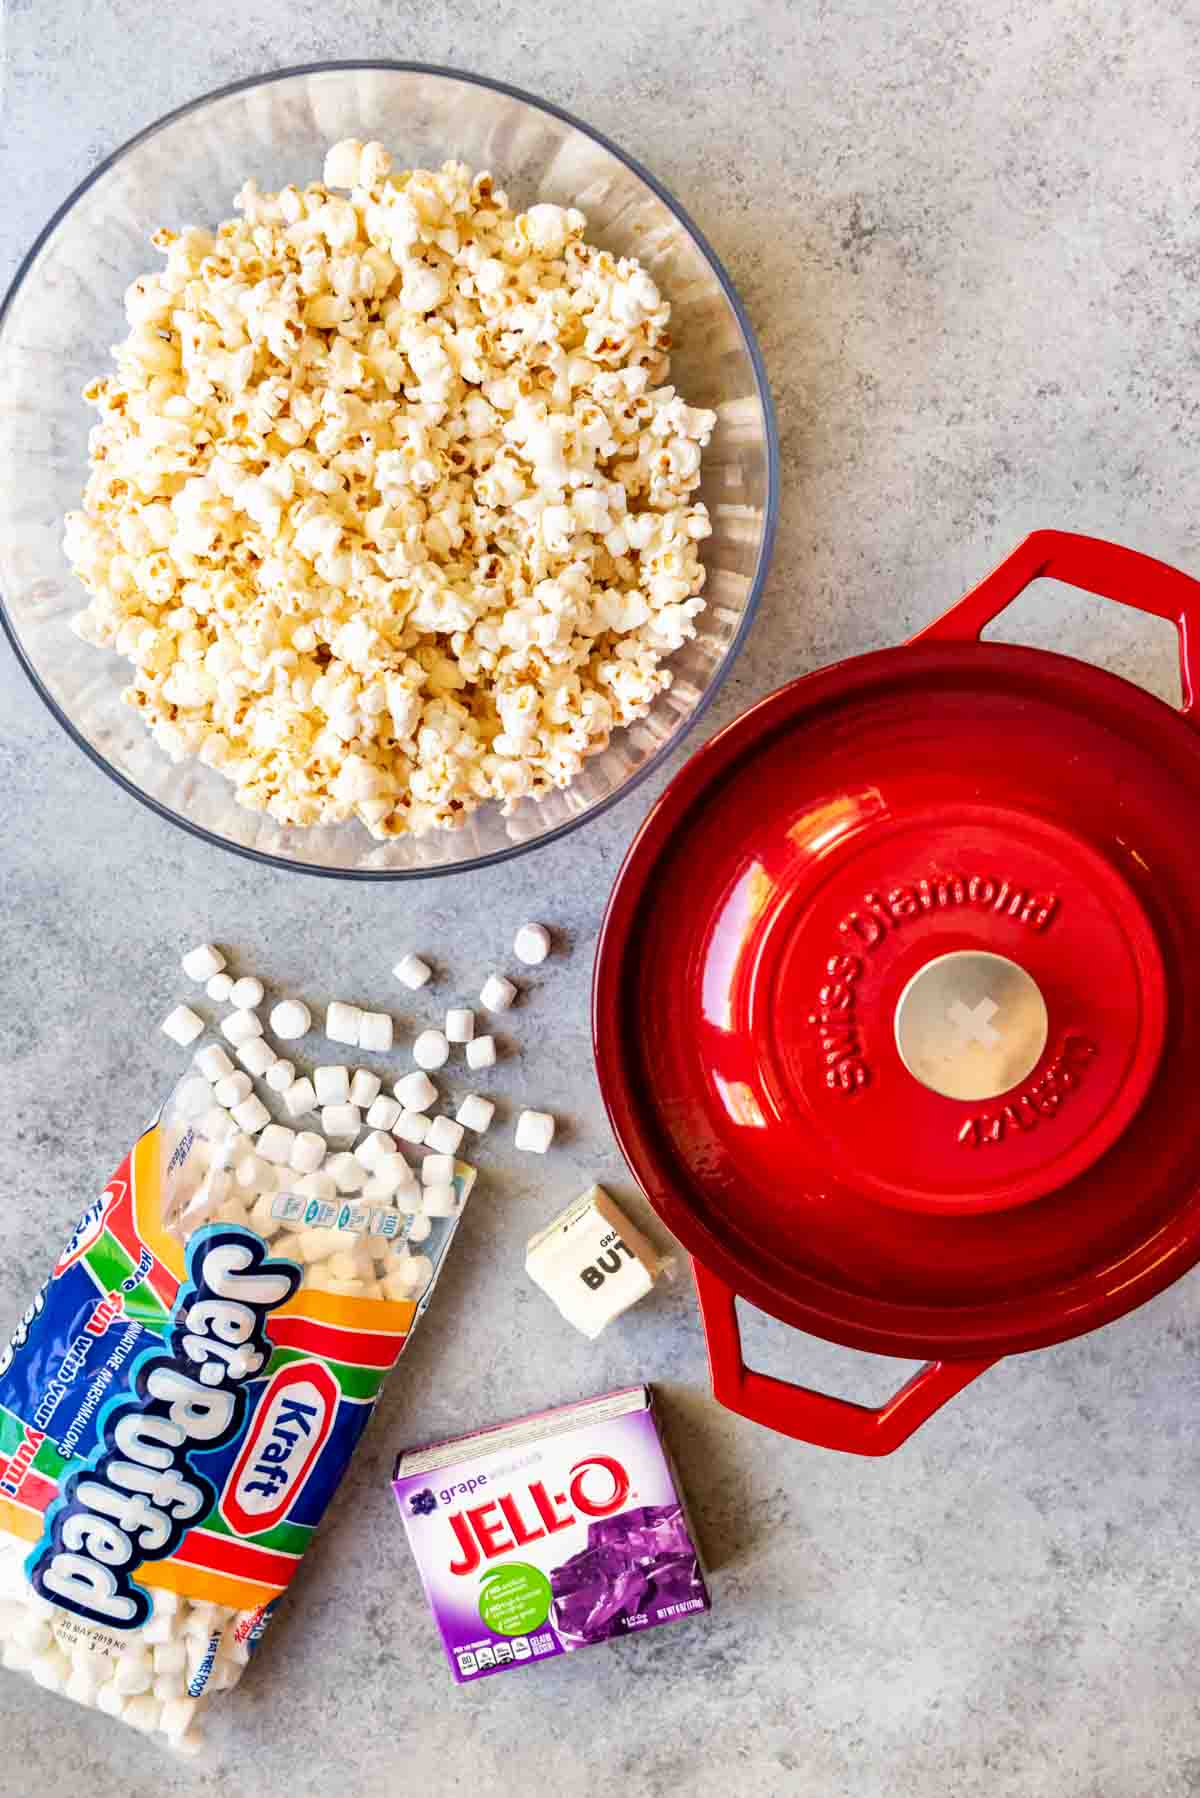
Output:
[206,971,234,1002]
[95,1682,127,1717]
[393,953,433,989]
[294,1170,337,1201]
[160,1696,197,1744]
[367,1094,402,1131]
[426,1115,465,1156]
[124,1694,163,1734]
[356,1130,397,1169]
[422,1152,456,1185]
[266,1058,295,1092]
[466,1034,498,1070]
[221,1008,264,1046]
[249,1193,282,1236]
[422,1181,459,1217]
[395,1110,431,1145]
[314,1065,351,1106]
[457,1093,495,1135]
[282,1076,317,1119]
[195,1043,235,1082]
[326,1001,363,1045]
[371,1153,413,1194]
[232,1094,270,1134]
[154,1640,187,1676]
[515,1109,556,1153]
[514,922,552,965]
[30,1645,71,1692]
[350,1068,382,1108]
[229,976,264,1009]
[407,1212,433,1244]
[65,1659,106,1706]
[198,1106,237,1145]
[358,1010,394,1053]
[362,1175,400,1203]
[162,1004,204,1046]
[413,1029,450,1070]
[213,1070,252,1108]
[235,1154,270,1190]
[445,1007,475,1044]
[323,1102,361,1140]
[271,999,311,1039]
[382,1263,421,1302]
[394,1070,438,1111]
[182,943,225,982]
[113,1652,153,1696]
[407,1254,435,1296]
[291,1131,327,1173]
[480,974,518,1012]
[327,1151,367,1192]
[257,1123,296,1165]
[238,1036,278,1077]
[174,1075,213,1120]
[391,1175,423,1212]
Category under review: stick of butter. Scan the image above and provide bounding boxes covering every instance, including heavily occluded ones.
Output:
[525,1185,664,1338]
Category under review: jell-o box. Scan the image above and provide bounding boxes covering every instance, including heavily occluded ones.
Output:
[392,1385,710,1681]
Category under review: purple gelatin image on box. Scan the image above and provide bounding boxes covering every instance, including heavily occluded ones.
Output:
[393,1386,711,1682]
[550,1503,707,1647]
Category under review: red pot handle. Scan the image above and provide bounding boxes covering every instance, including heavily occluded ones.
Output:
[693,1259,995,1455]
[912,528,1200,717]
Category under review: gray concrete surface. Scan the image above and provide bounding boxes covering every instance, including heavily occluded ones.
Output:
[3,3,1200,1795]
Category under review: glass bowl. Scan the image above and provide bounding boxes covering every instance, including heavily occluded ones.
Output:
[0,63,777,878]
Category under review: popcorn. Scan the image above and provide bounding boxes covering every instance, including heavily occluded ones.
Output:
[65,145,715,840]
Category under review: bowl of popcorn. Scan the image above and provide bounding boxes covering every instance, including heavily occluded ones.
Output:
[0,63,777,876]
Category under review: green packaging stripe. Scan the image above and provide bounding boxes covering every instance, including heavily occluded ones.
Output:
[0,1406,28,1462]
[32,1439,69,1481]
[265,1345,386,1403]
[83,1232,168,1329]
[200,1511,313,1556]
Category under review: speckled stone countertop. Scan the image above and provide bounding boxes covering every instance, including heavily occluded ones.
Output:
[3,4,1200,1795]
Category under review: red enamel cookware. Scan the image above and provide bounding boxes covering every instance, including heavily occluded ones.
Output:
[593,531,1200,1454]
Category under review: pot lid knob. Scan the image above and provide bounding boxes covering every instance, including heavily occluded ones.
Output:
[893,950,1049,1102]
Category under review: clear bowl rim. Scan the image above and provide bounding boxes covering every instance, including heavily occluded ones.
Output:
[0,59,780,881]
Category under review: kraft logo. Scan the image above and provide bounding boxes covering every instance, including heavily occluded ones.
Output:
[220,1361,338,1536]
[54,1183,122,1278]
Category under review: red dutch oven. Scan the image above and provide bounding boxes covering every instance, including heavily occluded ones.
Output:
[593,531,1200,1454]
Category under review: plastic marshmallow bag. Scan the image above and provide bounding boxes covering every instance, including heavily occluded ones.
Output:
[0,1077,474,1749]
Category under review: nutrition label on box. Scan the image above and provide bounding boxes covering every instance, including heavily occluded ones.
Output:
[456,1635,556,1677]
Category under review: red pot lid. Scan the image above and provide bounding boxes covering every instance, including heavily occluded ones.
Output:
[594,533,1200,1361]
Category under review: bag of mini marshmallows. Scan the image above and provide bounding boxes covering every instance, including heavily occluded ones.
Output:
[0,1075,474,1750]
